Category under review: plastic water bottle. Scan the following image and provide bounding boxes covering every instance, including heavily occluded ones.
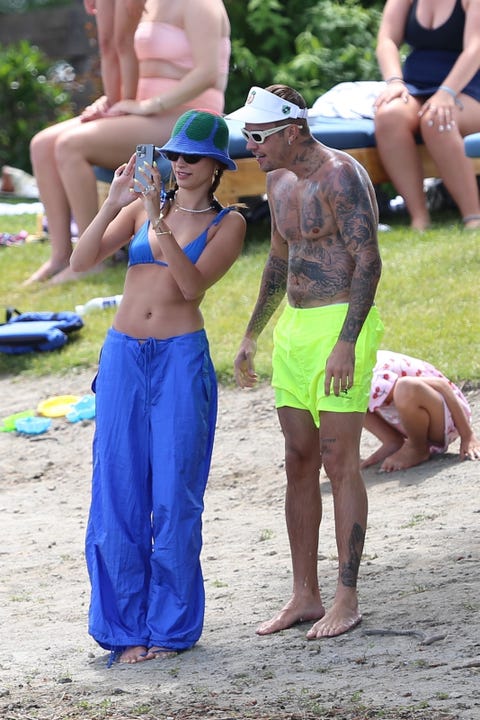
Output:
[75,294,123,316]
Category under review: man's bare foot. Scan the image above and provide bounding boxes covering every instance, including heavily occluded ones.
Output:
[380,440,430,472]
[256,597,325,636]
[306,603,362,639]
[118,645,149,664]
[143,646,178,660]
[22,260,71,286]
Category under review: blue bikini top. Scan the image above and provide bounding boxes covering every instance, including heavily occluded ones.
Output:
[128,207,232,267]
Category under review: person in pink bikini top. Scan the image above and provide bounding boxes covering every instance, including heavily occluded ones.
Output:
[134,18,230,114]
[25,0,231,286]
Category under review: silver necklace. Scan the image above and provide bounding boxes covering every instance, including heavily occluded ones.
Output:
[174,199,213,214]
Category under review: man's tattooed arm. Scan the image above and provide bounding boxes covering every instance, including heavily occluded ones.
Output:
[245,252,288,340]
[338,251,382,343]
[334,163,382,343]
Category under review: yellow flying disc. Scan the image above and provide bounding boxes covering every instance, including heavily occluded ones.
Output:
[37,395,80,418]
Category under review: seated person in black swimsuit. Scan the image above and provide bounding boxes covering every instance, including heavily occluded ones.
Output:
[374,0,480,230]
[70,109,246,665]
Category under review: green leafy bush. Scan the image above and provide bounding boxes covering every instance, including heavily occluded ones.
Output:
[0,39,73,173]
[293,1,381,103]
[226,0,382,111]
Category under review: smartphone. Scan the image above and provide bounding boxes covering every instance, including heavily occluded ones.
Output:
[134,144,158,192]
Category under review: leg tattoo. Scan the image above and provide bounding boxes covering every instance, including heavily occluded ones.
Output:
[340,522,364,588]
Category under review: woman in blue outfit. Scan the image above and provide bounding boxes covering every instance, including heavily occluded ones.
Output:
[70,110,246,664]
[374,0,480,230]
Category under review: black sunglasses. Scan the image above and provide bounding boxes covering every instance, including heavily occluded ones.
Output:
[164,151,203,164]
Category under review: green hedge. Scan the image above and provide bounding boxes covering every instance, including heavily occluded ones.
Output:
[225,0,382,111]
[0,40,73,173]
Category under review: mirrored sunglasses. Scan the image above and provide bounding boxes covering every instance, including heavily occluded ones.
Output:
[164,151,203,164]
[240,123,301,144]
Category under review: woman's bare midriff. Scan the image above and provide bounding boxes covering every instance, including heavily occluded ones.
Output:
[112,266,205,339]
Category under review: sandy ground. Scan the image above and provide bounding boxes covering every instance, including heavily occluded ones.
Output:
[0,369,479,720]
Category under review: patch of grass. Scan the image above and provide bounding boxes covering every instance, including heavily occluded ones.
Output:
[211,579,229,588]
[376,214,480,385]
[259,528,275,541]
[131,705,153,716]
[0,207,478,387]
[399,583,428,597]
[349,689,364,703]
[401,513,436,528]
[0,690,461,720]
[461,600,479,611]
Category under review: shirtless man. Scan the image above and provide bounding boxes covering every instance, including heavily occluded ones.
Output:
[226,85,384,639]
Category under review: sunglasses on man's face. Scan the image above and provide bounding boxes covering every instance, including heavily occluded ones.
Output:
[241,123,301,145]
[164,151,203,164]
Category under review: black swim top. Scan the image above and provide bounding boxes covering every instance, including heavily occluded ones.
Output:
[405,0,465,53]
[128,207,232,267]
[402,0,480,100]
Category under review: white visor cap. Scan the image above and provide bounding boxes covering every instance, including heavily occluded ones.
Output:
[225,86,308,124]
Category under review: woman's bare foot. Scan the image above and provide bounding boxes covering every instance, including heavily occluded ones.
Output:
[47,262,106,285]
[410,211,431,232]
[361,439,404,469]
[380,439,430,472]
[306,601,362,639]
[118,645,149,664]
[463,214,480,230]
[22,260,71,286]
[410,222,431,232]
[143,646,178,660]
[256,596,325,636]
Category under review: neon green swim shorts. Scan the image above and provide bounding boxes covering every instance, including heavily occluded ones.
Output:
[272,303,384,427]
